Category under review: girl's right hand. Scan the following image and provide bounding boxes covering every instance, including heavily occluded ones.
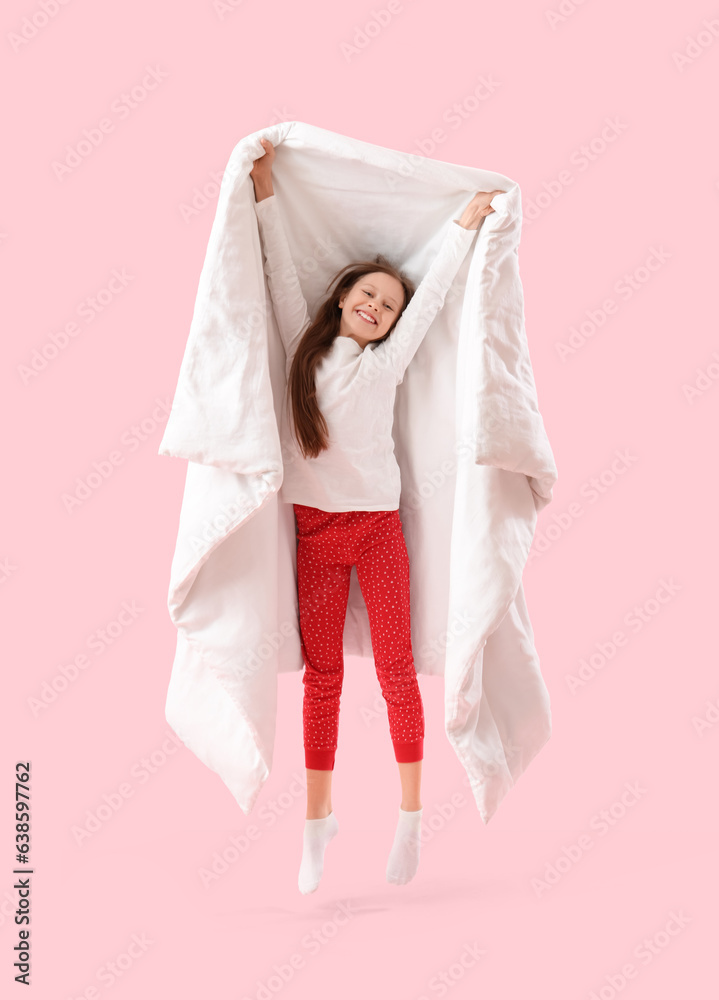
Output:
[457,190,506,230]
[250,138,275,200]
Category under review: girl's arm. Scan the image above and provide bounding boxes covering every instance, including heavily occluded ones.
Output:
[250,138,311,368]
[371,190,503,384]
[370,219,477,384]
[253,194,312,369]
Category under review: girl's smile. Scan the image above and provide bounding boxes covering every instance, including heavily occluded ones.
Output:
[338,271,406,348]
[355,308,377,325]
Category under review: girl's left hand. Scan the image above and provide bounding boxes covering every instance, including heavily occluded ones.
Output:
[250,138,276,201]
[457,190,506,230]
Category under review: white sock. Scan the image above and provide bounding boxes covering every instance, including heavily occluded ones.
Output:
[386,806,423,885]
[298,811,339,894]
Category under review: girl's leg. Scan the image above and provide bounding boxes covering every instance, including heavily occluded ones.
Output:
[294,504,351,892]
[296,539,352,781]
[300,762,339,895]
[354,512,425,779]
[397,760,423,812]
[305,767,333,820]
[354,511,425,885]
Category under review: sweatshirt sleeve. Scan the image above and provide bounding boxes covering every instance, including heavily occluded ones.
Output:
[371,220,477,384]
[253,194,311,367]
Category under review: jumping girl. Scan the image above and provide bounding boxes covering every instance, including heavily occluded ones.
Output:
[250,137,502,894]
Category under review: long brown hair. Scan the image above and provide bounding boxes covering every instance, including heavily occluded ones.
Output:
[287,255,416,459]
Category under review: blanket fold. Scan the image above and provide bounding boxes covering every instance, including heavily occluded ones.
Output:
[159,120,558,822]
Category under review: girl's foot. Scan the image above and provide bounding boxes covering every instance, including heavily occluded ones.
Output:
[386,806,423,885]
[298,811,339,894]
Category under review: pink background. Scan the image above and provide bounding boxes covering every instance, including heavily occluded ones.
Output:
[3,0,717,997]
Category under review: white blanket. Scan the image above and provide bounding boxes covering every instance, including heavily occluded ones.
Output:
[158,120,558,824]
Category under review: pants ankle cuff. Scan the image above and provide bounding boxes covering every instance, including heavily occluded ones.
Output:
[305,748,336,770]
[394,739,423,763]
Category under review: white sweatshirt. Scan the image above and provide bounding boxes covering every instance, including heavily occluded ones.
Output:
[253,194,477,512]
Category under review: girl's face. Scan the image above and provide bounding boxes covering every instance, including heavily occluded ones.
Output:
[338,271,405,348]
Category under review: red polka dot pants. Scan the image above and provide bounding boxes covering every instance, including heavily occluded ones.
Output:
[293,503,425,771]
